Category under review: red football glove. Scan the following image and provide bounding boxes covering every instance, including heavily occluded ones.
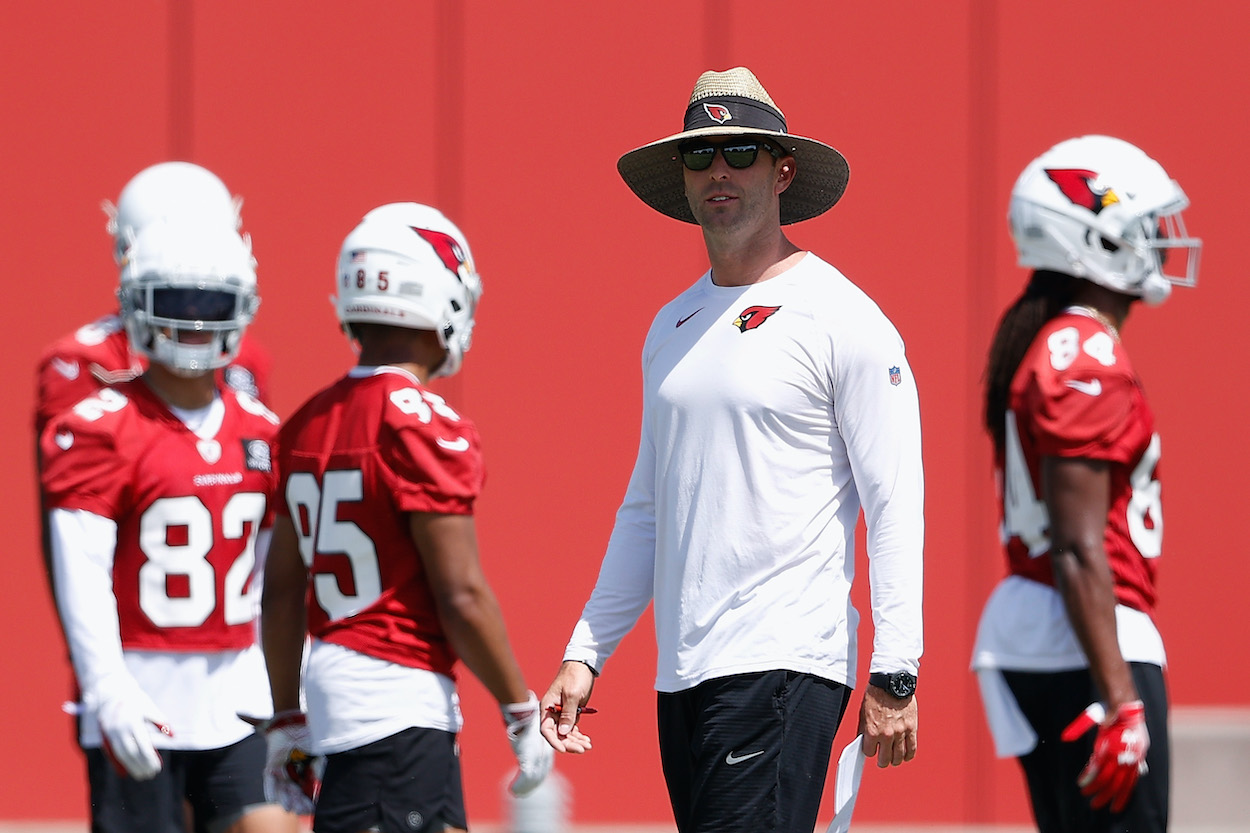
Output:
[1061,700,1149,813]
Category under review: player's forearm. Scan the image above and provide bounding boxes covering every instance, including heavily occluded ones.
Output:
[260,593,306,713]
[435,584,529,705]
[1043,456,1137,708]
[1051,546,1138,707]
[259,519,309,711]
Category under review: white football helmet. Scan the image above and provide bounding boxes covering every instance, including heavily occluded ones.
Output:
[105,162,243,264]
[118,219,259,376]
[335,202,483,379]
[1009,135,1200,305]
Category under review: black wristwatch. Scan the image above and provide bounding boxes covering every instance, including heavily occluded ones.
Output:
[868,671,918,699]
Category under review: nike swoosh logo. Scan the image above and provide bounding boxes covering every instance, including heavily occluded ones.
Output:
[725,749,766,765]
[50,357,80,380]
[437,436,470,452]
[1065,378,1102,396]
[676,308,704,328]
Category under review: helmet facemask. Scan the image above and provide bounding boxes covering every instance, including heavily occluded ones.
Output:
[120,278,258,376]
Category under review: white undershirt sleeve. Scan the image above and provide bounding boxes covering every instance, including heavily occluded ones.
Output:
[835,325,925,676]
[48,507,134,700]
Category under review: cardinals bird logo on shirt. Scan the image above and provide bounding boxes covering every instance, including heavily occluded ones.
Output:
[1045,169,1120,215]
[732,305,782,332]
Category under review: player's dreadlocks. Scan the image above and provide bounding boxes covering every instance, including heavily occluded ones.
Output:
[983,270,1080,454]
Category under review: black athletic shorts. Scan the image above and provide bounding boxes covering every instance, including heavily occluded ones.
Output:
[86,731,271,833]
[1002,662,1169,833]
[313,726,466,833]
[657,669,851,833]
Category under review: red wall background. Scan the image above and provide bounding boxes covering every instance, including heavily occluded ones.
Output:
[2,1,1247,825]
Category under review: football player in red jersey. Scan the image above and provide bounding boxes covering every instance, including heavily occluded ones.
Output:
[39,217,296,833]
[973,135,1202,833]
[258,203,552,832]
[35,163,273,627]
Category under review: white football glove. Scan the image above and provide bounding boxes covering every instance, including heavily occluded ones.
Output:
[502,691,554,796]
[245,710,321,814]
[93,680,172,781]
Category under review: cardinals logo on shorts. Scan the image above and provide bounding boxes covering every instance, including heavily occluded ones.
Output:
[732,305,781,332]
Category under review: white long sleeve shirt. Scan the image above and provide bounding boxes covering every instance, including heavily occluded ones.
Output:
[565,254,924,692]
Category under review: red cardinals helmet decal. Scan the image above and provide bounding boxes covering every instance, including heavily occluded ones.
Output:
[732,305,782,332]
[412,226,470,282]
[1045,169,1120,215]
[703,103,732,124]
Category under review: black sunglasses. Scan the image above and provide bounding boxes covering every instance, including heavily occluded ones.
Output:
[679,140,783,171]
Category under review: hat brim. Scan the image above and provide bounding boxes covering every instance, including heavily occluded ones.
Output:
[616,126,850,225]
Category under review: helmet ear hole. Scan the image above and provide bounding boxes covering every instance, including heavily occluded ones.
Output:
[1094,233,1120,253]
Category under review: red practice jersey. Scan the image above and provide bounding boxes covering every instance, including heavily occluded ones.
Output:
[40,380,280,651]
[998,309,1162,613]
[276,367,484,677]
[35,313,272,438]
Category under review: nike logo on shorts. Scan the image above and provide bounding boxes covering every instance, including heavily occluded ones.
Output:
[725,749,766,765]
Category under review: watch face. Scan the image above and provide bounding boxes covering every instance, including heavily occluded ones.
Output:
[890,673,917,698]
[869,671,917,698]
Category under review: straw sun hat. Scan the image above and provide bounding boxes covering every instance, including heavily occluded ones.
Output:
[616,67,850,225]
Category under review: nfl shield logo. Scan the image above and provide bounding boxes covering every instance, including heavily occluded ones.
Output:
[889,366,902,386]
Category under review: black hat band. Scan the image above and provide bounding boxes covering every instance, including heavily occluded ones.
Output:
[682,95,787,133]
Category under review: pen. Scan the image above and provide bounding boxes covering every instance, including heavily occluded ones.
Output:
[545,705,598,715]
